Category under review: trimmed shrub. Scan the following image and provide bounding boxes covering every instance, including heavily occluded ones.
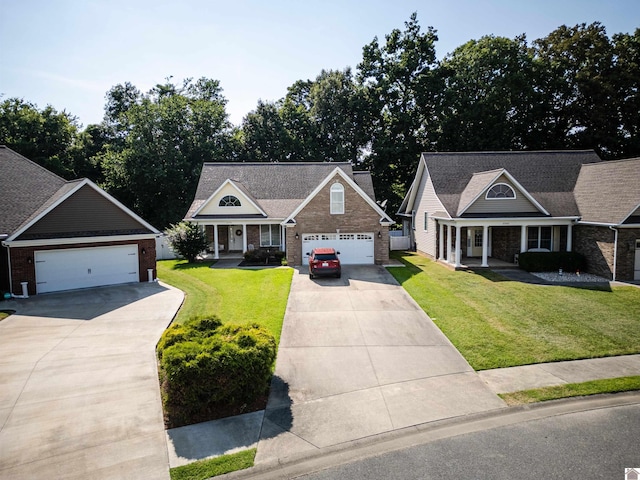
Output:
[518,251,586,273]
[158,316,276,427]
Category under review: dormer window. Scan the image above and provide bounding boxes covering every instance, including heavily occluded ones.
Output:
[486,183,515,199]
[330,183,344,214]
[219,195,241,207]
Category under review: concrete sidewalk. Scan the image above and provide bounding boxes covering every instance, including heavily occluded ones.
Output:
[478,354,640,394]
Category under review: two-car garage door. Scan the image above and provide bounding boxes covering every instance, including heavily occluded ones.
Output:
[35,245,139,294]
[302,233,374,265]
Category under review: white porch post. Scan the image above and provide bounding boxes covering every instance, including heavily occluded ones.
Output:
[242,224,247,252]
[454,225,461,267]
[213,224,219,259]
[566,223,573,252]
[520,225,528,253]
[446,224,452,263]
[281,225,285,252]
[438,222,444,261]
[481,225,489,267]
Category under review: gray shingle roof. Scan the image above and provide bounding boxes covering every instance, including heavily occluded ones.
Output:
[422,150,602,217]
[0,145,67,236]
[457,169,503,215]
[574,157,640,224]
[186,162,376,219]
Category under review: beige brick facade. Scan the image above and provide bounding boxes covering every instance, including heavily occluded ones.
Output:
[285,172,389,266]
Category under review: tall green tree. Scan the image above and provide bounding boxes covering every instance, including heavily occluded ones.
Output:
[357,12,441,212]
[101,77,234,229]
[0,98,82,178]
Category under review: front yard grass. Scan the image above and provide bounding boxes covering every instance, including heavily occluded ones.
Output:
[388,252,640,371]
[157,260,293,344]
[500,376,640,405]
[169,448,255,480]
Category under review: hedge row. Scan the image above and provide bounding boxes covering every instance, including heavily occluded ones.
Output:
[158,316,277,428]
[518,251,587,273]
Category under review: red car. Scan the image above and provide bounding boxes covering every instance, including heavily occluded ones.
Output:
[308,248,341,279]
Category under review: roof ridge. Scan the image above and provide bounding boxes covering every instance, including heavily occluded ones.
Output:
[202,161,353,166]
[422,150,596,156]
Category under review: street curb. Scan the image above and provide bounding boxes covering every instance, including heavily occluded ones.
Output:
[221,391,640,479]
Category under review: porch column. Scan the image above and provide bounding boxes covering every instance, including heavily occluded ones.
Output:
[242,224,247,252]
[213,225,219,260]
[446,224,452,263]
[481,225,489,267]
[454,225,461,267]
[438,222,444,261]
[520,225,528,253]
[566,223,573,252]
[281,225,285,251]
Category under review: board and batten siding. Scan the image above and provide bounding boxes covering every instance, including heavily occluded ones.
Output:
[413,167,447,258]
[19,185,149,239]
[464,176,539,215]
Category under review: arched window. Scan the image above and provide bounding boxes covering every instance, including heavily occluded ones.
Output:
[330,183,344,214]
[486,183,515,199]
[219,195,241,207]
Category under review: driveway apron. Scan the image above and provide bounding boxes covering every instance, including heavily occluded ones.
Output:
[0,282,184,480]
[256,265,506,463]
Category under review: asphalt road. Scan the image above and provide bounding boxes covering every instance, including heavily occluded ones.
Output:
[296,403,639,480]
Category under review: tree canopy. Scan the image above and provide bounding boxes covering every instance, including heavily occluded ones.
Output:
[2,16,638,226]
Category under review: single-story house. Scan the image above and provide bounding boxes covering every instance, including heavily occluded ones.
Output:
[184,162,393,266]
[398,150,640,281]
[0,146,160,296]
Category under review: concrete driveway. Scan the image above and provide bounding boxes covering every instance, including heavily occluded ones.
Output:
[256,265,506,463]
[0,282,184,480]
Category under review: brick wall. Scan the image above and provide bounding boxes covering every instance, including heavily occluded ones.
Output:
[8,239,156,295]
[615,228,640,281]
[573,225,614,279]
[286,174,389,266]
[492,226,521,263]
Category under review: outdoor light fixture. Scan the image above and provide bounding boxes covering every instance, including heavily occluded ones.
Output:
[295,232,299,239]
[377,231,382,239]
[141,248,146,255]
[27,257,33,264]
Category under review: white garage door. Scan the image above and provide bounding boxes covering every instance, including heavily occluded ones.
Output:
[302,233,374,265]
[35,245,139,294]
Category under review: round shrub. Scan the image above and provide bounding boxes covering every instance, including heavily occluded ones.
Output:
[158,317,276,427]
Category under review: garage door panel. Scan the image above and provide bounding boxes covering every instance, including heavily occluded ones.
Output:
[35,245,139,294]
[302,233,374,265]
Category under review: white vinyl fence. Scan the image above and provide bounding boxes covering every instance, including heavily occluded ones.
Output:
[389,230,411,250]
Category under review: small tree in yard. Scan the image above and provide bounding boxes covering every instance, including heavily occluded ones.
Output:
[166,221,208,263]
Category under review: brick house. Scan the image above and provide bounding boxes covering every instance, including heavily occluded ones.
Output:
[0,146,159,296]
[398,151,640,282]
[184,162,393,266]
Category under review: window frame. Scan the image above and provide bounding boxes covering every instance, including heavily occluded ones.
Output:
[424,211,429,231]
[219,195,241,207]
[330,183,345,215]
[486,183,516,200]
[260,224,281,247]
[527,226,553,250]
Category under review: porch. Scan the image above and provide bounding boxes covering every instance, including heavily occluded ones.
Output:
[438,256,519,271]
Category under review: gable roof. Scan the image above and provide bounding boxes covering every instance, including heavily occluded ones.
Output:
[0,145,158,241]
[0,145,67,237]
[574,156,640,225]
[186,162,380,220]
[414,150,602,217]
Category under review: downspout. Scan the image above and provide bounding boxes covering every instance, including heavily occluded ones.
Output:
[609,226,618,282]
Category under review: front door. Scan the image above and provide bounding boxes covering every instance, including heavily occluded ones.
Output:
[635,239,640,280]
[228,225,244,252]
[467,227,483,257]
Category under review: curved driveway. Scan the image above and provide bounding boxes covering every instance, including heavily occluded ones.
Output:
[0,282,183,480]
[256,265,506,464]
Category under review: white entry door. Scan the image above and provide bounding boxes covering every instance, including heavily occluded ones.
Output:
[302,233,375,265]
[228,225,244,251]
[35,245,139,294]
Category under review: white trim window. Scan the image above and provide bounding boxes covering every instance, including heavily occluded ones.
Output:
[219,195,241,207]
[260,224,281,247]
[330,183,345,214]
[528,226,552,250]
[424,211,429,231]
[486,183,515,199]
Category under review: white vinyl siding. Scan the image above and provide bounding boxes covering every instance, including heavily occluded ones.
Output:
[466,177,539,215]
[413,168,445,257]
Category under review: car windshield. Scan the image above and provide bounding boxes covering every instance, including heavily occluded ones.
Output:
[314,253,337,261]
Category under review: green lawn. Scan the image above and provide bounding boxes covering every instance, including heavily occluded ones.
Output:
[388,252,640,370]
[157,260,293,343]
[169,448,255,480]
[0,311,11,321]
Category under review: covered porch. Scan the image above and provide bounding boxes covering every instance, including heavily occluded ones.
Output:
[196,221,286,260]
[435,217,579,269]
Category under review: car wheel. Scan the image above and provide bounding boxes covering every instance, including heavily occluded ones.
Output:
[309,272,314,279]
[336,272,341,278]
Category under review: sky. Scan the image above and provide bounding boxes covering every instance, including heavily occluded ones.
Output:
[1,0,638,129]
